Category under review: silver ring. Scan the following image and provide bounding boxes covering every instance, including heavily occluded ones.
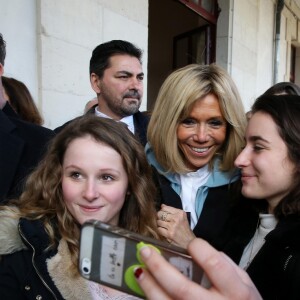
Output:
[161,211,169,222]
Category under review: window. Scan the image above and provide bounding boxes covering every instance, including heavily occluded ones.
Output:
[177,0,219,24]
[290,45,296,83]
[173,25,215,69]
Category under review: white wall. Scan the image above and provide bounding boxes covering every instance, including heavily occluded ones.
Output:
[2,0,299,128]
[255,0,275,101]
[217,0,275,112]
[0,0,38,106]
[281,3,300,82]
[1,0,148,129]
[218,0,300,112]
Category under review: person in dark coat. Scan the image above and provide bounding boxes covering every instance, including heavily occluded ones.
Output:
[0,109,54,203]
[55,40,149,146]
[221,95,300,300]
[0,33,54,203]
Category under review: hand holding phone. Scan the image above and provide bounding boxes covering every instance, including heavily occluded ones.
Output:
[79,220,203,298]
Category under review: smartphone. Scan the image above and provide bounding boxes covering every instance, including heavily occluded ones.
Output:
[79,220,203,298]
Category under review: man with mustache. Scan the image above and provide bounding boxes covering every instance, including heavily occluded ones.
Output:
[56,40,148,146]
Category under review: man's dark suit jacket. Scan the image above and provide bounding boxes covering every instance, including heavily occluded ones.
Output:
[54,105,150,146]
[2,102,18,118]
[0,106,55,203]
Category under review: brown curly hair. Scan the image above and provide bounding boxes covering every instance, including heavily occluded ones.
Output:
[7,115,159,273]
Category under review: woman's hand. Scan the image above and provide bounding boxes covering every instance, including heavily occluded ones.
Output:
[134,238,262,300]
[157,204,196,248]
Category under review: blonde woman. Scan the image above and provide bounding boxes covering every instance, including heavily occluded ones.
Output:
[147,64,247,248]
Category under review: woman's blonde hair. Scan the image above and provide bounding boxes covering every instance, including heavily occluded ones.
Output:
[5,116,159,272]
[147,64,246,173]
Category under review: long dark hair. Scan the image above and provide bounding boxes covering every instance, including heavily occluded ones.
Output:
[252,95,300,218]
[263,82,300,96]
[2,76,44,125]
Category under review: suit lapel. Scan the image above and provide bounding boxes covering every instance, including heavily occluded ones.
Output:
[0,112,25,201]
[133,111,150,146]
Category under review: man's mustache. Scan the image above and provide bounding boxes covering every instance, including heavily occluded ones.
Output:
[123,90,141,100]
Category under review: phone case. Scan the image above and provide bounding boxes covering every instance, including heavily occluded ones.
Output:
[79,220,203,298]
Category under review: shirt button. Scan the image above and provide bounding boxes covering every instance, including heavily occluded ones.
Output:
[36,295,42,300]
[25,285,31,291]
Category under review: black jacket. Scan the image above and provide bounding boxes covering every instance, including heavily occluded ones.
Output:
[0,216,63,300]
[221,202,300,300]
[153,168,242,247]
[0,107,55,203]
[54,107,150,146]
[0,212,140,300]
[2,101,19,118]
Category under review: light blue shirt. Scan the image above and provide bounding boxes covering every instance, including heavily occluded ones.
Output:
[145,143,240,219]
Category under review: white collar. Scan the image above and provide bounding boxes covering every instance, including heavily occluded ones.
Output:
[94,106,135,134]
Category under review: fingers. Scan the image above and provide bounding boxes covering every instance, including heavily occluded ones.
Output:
[137,245,210,300]
[188,239,237,292]
[157,206,188,223]
[157,207,193,247]
[157,210,172,222]
[160,204,183,215]
[136,241,262,300]
[187,239,262,299]
[157,204,174,223]
[157,226,172,244]
[133,267,172,300]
